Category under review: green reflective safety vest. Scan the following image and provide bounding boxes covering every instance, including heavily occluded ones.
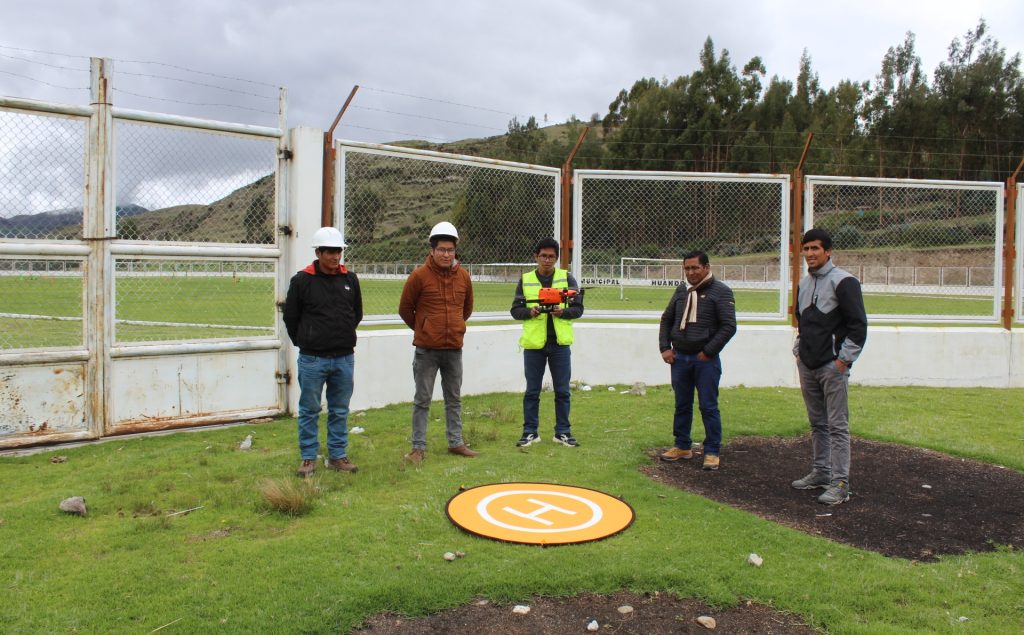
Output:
[520,269,574,349]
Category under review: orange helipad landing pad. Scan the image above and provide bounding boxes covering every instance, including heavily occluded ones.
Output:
[446,483,635,545]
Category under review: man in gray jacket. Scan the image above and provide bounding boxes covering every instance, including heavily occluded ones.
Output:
[791,228,868,505]
[658,251,737,470]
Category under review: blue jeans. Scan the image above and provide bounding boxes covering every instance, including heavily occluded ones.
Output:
[670,352,723,455]
[297,353,354,461]
[523,343,572,436]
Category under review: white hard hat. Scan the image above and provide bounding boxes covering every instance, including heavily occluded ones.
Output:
[429,221,459,242]
[311,226,347,249]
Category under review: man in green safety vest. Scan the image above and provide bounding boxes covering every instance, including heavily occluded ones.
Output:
[509,238,585,447]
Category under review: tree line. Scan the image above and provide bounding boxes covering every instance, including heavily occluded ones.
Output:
[503,20,1024,182]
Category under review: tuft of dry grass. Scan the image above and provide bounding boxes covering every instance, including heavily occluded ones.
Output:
[259,477,323,516]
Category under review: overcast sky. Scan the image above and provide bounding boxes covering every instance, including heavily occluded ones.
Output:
[3,0,1023,144]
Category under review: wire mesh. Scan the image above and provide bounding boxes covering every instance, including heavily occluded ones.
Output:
[807,177,1001,321]
[114,120,278,243]
[576,172,788,316]
[0,258,84,350]
[0,110,86,239]
[113,258,276,343]
[339,145,559,317]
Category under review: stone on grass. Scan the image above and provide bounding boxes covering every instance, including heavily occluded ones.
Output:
[608,386,616,391]
[628,382,647,396]
[747,553,764,567]
[587,619,599,631]
[50,455,68,463]
[617,605,634,614]
[443,552,456,561]
[696,615,717,629]
[512,605,530,615]
[580,385,592,391]
[59,496,87,516]
[238,434,253,450]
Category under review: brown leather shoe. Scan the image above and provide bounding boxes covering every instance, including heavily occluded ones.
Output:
[702,455,720,471]
[296,459,317,477]
[660,447,694,462]
[448,444,479,457]
[403,448,425,463]
[327,457,358,473]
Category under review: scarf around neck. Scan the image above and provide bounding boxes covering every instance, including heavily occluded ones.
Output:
[679,271,713,330]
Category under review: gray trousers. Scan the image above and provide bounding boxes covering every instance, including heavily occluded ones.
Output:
[797,358,851,484]
[411,347,464,450]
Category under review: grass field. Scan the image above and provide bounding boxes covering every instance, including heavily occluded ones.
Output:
[0,274,1001,349]
[0,386,1021,633]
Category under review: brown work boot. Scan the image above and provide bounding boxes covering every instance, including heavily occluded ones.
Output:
[403,448,425,463]
[448,444,479,457]
[660,447,694,462]
[327,457,358,473]
[296,459,317,477]
[702,455,720,471]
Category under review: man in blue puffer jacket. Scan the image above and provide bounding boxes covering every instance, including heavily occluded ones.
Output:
[791,228,868,506]
[658,250,737,471]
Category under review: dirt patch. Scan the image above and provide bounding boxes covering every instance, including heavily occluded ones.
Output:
[353,590,817,634]
[644,435,1024,561]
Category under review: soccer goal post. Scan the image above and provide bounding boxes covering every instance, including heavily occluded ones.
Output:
[618,257,686,300]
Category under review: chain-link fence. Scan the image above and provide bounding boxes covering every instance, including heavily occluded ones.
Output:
[0,257,85,350]
[337,142,560,318]
[1,107,88,352]
[0,109,86,239]
[115,121,278,244]
[113,258,275,343]
[806,176,1003,322]
[574,171,789,318]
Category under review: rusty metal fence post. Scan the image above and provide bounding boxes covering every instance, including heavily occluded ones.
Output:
[789,134,813,326]
[1004,158,1022,329]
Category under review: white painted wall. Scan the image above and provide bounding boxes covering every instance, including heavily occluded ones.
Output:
[347,324,1024,411]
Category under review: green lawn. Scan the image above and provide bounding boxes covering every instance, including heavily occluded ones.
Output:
[0,275,1002,349]
[1,386,1022,633]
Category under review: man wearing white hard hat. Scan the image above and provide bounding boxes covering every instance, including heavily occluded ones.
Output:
[398,221,477,462]
[283,226,363,477]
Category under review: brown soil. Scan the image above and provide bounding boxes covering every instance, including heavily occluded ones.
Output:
[832,248,990,268]
[644,435,1024,561]
[352,436,1023,633]
[354,590,817,634]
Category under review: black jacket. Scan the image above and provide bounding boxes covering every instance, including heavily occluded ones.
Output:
[659,277,737,356]
[283,261,363,356]
[795,260,867,370]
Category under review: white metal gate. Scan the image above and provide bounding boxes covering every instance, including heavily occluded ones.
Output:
[805,175,1004,323]
[0,59,289,449]
[573,170,791,319]
[335,140,561,320]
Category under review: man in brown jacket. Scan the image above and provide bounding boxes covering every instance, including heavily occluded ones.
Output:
[398,221,477,462]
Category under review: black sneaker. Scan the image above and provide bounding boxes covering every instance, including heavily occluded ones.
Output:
[553,433,579,447]
[516,433,541,447]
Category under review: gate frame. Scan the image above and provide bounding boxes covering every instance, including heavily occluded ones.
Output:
[333,140,562,322]
[804,174,1005,324]
[572,169,792,320]
[0,58,290,449]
